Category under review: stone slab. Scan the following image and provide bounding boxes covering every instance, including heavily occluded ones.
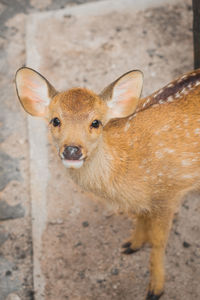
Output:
[0,9,33,300]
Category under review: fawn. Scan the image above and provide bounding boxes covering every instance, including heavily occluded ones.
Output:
[15,67,200,300]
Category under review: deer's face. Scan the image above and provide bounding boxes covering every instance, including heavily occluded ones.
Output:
[15,67,143,169]
[48,88,107,168]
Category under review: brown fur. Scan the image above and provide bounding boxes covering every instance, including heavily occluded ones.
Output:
[15,67,200,299]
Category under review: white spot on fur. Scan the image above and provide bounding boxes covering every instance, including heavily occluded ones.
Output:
[167,96,174,102]
[195,80,200,87]
[124,122,130,132]
[129,141,134,147]
[152,104,159,108]
[192,158,198,161]
[146,98,151,104]
[181,88,187,94]
[181,174,194,179]
[185,132,190,138]
[143,102,147,108]
[141,159,148,165]
[175,92,180,98]
[155,130,160,135]
[157,89,163,95]
[164,148,175,153]
[181,75,188,79]
[143,176,148,182]
[155,151,164,159]
[167,83,174,88]
[161,125,170,131]
[194,128,200,134]
[153,91,160,98]
[181,160,191,166]
[159,99,165,104]
[129,114,137,121]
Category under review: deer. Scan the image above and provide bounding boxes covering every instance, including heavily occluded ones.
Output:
[15,66,200,300]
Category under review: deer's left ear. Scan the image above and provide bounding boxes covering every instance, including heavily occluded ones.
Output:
[100,70,143,121]
[15,67,57,118]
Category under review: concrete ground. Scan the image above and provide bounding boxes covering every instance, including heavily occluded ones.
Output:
[1,0,200,300]
[0,1,106,300]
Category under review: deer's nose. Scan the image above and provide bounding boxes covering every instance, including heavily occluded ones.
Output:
[62,146,82,160]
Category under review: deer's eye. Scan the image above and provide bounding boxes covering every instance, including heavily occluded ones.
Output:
[90,120,101,129]
[50,117,61,127]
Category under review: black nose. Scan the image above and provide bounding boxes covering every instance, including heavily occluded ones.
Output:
[62,146,82,160]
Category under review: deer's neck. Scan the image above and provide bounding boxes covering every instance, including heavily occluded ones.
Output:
[69,137,113,197]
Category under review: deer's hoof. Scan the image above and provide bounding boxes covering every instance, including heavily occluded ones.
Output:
[146,291,164,300]
[122,247,140,255]
[122,241,132,248]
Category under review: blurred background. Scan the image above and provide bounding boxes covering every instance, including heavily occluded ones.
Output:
[0,0,200,300]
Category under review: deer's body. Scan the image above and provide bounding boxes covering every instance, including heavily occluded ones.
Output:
[15,67,200,300]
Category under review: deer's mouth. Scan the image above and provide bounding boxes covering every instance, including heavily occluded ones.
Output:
[61,158,85,169]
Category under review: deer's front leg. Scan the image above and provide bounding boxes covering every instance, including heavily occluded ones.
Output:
[146,211,173,300]
[122,214,148,254]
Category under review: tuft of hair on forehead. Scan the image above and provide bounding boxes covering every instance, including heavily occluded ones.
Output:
[56,88,101,113]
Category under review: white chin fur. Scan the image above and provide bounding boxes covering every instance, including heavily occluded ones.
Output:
[62,159,84,169]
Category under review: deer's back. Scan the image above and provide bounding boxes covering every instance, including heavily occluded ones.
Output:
[103,84,200,212]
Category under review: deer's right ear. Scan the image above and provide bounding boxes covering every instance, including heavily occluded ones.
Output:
[100,70,143,122]
[15,67,57,118]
